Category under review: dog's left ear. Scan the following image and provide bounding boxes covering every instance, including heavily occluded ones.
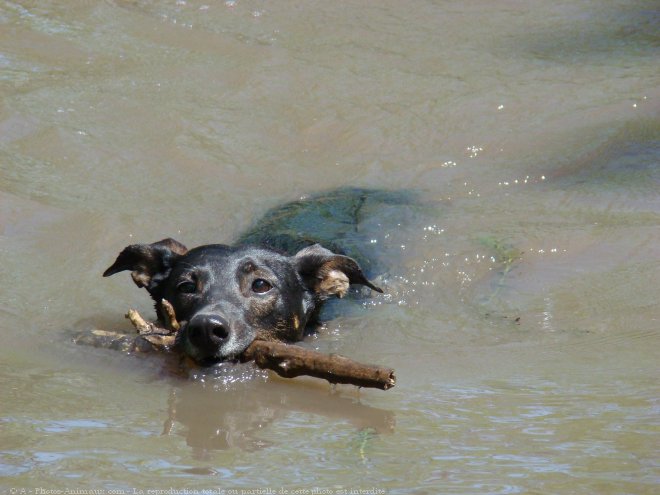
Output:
[103,238,188,293]
[294,244,383,299]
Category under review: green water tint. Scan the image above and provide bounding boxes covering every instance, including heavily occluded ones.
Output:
[478,236,524,305]
[350,427,379,464]
[236,188,428,277]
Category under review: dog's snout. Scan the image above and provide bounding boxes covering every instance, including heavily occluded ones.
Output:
[187,314,231,349]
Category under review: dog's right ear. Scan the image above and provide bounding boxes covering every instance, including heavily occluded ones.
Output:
[103,238,188,292]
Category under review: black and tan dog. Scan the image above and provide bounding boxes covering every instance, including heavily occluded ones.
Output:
[104,237,381,365]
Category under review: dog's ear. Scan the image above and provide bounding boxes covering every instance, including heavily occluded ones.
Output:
[294,244,383,299]
[103,238,188,292]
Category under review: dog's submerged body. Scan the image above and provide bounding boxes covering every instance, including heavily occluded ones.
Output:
[103,189,417,365]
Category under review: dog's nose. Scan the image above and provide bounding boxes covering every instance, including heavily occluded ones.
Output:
[187,314,231,349]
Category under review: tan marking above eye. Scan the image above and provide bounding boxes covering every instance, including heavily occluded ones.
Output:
[241,260,257,273]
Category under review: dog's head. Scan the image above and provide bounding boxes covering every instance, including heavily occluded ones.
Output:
[103,239,381,364]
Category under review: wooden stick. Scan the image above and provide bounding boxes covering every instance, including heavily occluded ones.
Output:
[77,308,396,390]
[73,329,175,353]
[160,299,180,332]
[241,340,396,390]
[125,308,156,335]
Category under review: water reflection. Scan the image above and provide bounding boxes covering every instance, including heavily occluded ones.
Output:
[163,365,395,459]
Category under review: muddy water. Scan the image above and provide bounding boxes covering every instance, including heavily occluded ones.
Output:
[1,0,658,493]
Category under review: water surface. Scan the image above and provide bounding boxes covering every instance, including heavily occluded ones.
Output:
[0,1,658,493]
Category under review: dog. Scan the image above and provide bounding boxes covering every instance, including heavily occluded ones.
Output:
[103,239,382,365]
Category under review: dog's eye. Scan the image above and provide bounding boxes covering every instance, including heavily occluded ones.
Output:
[251,278,272,293]
[177,281,196,294]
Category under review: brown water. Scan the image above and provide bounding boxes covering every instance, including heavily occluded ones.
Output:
[1,1,659,493]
